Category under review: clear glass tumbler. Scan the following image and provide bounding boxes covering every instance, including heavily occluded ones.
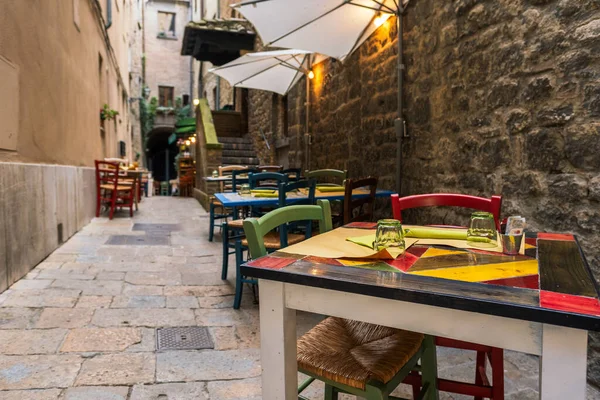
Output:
[374,219,405,254]
[467,211,498,248]
[239,183,251,197]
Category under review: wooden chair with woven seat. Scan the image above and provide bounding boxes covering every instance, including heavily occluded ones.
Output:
[305,168,347,187]
[343,176,378,224]
[282,167,302,181]
[392,193,504,400]
[242,201,438,400]
[95,160,137,220]
[208,165,247,242]
[226,179,315,309]
[257,164,283,172]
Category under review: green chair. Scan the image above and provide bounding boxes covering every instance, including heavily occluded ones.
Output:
[243,201,438,400]
[160,181,169,196]
[305,168,347,187]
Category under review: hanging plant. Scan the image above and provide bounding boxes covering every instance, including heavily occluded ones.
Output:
[100,104,119,121]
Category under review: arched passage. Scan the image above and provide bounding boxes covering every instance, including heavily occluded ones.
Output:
[146,127,179,183]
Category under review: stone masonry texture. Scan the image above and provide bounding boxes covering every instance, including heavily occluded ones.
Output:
[245,0,600,388]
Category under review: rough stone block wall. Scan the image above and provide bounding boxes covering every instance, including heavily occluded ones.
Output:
[245,0,600,386]
[248,90,277,164]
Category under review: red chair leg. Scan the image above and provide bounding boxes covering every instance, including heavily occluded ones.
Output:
[474,350,487,400]
[108,190,117,220]
[490,348,504,400]
[96,190,102,217]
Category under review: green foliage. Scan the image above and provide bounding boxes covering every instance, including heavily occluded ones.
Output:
[100,104,119,121]
[140,94,157,145]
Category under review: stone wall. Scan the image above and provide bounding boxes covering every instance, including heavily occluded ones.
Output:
[244,0,600,387]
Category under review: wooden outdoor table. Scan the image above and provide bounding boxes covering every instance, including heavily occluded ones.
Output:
[121,169,146,211]
[241,225,600,400]
[203,175,249,183]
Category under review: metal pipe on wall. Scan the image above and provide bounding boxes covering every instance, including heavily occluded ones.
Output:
[105,0,112,29]
[304,54,311,170]
[395,11,406,196]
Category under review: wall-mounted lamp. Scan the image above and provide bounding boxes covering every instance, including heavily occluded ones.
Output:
[185,140,191,146]
[374,13,391,28]
[193,98,200,106]
[308,70,315,80]
[190,136,196,143]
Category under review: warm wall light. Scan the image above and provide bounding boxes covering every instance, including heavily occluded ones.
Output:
[193,98,200,106]
[374,13,391,28]
[190,136,196,143]
[185,140,191,146]
[308,70,315,79]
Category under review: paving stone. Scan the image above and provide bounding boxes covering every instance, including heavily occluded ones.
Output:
[166,296,199,308]
[0,329,67,355]
[35,262,64,270]
[45,254,77,263]
[172,248,215,257]
[124,271,182,286]
[207,377,262,400]
[111,295,166,308]
[63,386,129,400]
[156,349,261,382]
[130,382,207,400]
[0,308,42,329]
[36,271,95,281]
[60,262,95,272]
[180,272,230,286]
[0,289,81,308]
[197,295,236,309]
[0,389,63,400]
[75,353,155,386]
[0,355,83,389]
[157,255,187,264]
[75,295,113,308]
[36,308,94,328]
[122,284,164,296]
[61,328,142,352]
[125,328,156,353]
[93,262,165,272]
[91,308,196,327]
[95,271,126,281]
[51,280,123,296]
[164,285,234,297]
[10,280,54,290]
[195,309,252,326]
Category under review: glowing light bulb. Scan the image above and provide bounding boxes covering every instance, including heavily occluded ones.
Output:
[308,70,315,79]
[190,137,196,143]
[193,98,200,106]
[374,13,391,28]
[185,140,191,146]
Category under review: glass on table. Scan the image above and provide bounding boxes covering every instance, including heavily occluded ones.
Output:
[373,219,405,254]
[212,170,218,178]
[467,211,498,248]
[239,183,251,197]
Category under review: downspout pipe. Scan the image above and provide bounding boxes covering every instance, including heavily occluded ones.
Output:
[105,0,112,29]
[215,0,221,110]
[394,10,407,196]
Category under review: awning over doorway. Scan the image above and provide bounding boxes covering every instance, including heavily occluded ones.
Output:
[181,19,256,66]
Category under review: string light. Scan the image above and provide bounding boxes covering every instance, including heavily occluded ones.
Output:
[185,140,191,146]
[190,136,196,143]
[308,70,315,79]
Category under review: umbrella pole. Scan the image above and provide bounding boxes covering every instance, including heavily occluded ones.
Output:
[395,12,405,196]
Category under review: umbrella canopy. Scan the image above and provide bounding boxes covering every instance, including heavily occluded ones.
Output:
[209,49,316,96]
[232,0,411,194]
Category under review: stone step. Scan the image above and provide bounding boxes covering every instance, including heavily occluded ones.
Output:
[222,157,260,166]
[221,142,254,151]
[218,136,253,145]
[221,149,257,158]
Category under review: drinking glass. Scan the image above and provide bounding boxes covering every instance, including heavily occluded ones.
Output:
[239,183,251,197]
[211,170,218,178]
[467,212,498,248]
[373,219,405,254]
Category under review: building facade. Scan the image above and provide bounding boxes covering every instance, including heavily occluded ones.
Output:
[0,0,141,291]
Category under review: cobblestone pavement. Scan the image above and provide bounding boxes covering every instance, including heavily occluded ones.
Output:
[0,197,598,399]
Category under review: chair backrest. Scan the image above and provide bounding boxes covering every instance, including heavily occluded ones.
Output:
[305,169,347,186]
[258,165,283,173]
[248,172,288,189]
[218,165,247,192]
[95,160,120,191]
[344,177,378,224]
[391,193,503,230]
[282,168,302,181]
[243,200,333,259]
[278,179,316,207]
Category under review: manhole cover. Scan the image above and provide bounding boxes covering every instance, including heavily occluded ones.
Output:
[133,223,180,232]
[157,327,214,351]
[105,235,170,246]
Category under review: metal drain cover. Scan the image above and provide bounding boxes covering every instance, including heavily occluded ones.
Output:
[133,223,180,232]
[157,327,214,351]
[105,235,170,246]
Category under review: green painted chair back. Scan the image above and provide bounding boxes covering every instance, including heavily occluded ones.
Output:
[243,200,333,259]
[305,169,347,187]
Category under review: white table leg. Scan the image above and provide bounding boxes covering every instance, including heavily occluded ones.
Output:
[540,324,588,399]
[259,280,298,400]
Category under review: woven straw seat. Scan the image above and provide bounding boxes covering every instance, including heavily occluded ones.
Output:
[211,197,223,206]
[100,184,133,191]
[227,219,245,229]
[241,231,305,249]
[297,317,424,390]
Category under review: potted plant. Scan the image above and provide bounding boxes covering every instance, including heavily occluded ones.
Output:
[100,104,119,121]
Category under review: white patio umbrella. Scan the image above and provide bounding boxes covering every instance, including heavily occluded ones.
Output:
[209,49,318,96]
[232,0,410,194]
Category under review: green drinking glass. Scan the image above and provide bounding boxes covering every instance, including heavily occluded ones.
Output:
[467,211,498,248]
[374,219,405,254]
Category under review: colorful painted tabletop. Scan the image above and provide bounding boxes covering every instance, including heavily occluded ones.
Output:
[241,225,600,331]
[214,189,394,208]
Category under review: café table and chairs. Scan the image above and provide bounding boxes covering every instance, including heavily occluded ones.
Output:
[94,160,138,219]
[240,194,600,400]
[208,165,249,242]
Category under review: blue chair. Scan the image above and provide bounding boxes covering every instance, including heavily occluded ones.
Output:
[282,168,302,181]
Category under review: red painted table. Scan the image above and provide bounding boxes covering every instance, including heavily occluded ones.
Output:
[242,224,600,399]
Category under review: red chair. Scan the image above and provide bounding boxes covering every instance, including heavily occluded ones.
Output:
[95,160,137,220]
[392,193,504,400]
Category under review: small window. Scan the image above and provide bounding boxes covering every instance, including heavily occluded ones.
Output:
[158,11,176,38]
[159,86,174,107]
[182,94,190,106]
